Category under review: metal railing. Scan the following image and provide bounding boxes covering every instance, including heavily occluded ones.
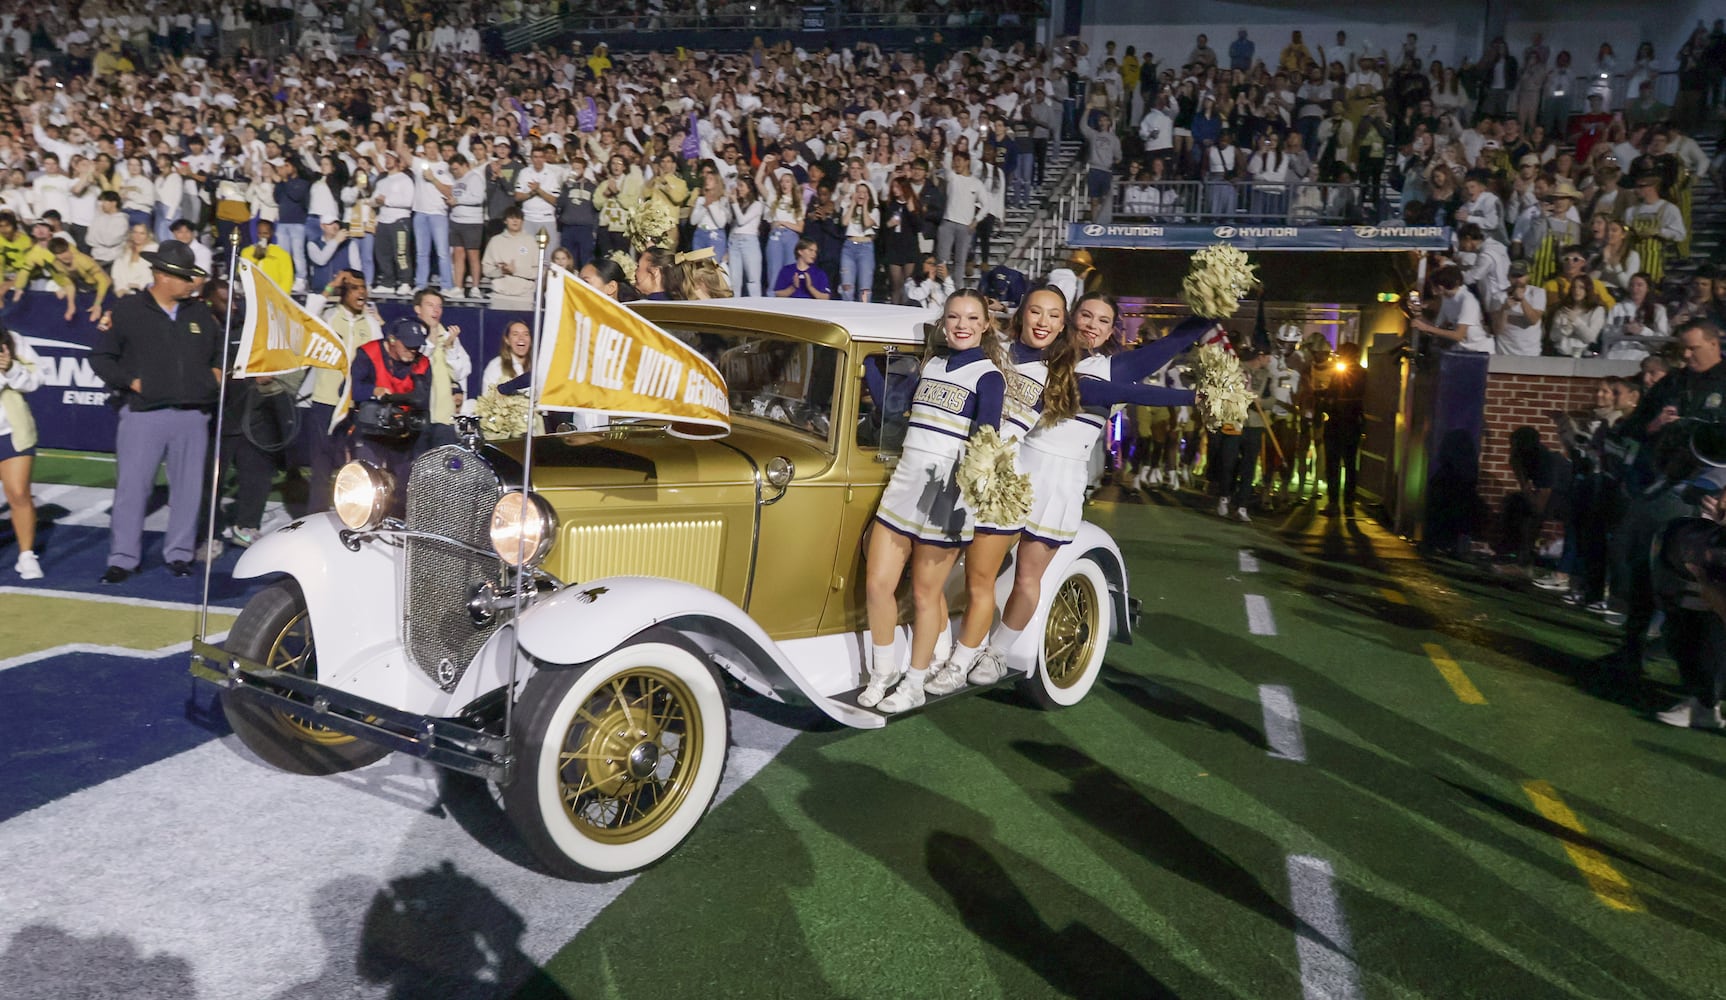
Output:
[1555,70,1679,113]
[1108,180,1391,225]
[1021,168,1087,277]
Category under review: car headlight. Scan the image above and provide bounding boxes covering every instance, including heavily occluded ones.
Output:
[333,461,392,530]
[490,490,559,568]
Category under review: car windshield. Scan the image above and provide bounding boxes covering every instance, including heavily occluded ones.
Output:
[665,327,841,443]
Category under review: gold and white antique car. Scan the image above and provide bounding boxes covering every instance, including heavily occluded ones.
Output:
[191,300,1136,878]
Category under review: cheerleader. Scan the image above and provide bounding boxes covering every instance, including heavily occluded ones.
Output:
[921,286,1068,698]
[976,296,1208,681]
[865,289,1010,713]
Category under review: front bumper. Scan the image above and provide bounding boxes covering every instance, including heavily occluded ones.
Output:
[189,638,513,783]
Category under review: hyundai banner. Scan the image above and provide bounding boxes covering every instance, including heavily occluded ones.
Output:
[1066,223,1454,252]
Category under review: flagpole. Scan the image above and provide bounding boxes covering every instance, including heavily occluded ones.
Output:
[504,229,552,750]
[199,231,242,640]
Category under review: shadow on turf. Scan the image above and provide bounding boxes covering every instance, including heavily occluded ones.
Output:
[1100,667,1266,749]
[926,831,1180,999]
[273,861,570,1000]
[0,925,199,1000]
[786,752,1201,997]
[1127,610,1726,989]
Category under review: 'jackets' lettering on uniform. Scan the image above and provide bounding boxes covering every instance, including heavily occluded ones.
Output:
[913,378,970,414]
[1004,370,1043,412]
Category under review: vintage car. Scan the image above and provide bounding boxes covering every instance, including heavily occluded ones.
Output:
[190,299,1137,878]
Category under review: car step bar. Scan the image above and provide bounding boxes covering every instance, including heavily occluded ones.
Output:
[189,638,513,783]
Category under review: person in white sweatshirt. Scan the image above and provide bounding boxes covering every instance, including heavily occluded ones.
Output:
[935,150,985,279]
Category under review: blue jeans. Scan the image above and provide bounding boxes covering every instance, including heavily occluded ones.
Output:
[559,224,596,268]
[729,230,763,296]
[1011,152,1036,206]
[125,208,153,230]
[276,221,307,287]
[765,227,799,293]
[412,213,451,289]
[154,205,175,243]
[351,233,376,286]
[691,228,728,262]
[839,239,876,301]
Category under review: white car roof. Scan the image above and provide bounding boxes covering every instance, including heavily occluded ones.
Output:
[663,298,932,345]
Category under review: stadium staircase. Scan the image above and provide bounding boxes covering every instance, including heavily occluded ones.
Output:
[1678,133,1722,274]
[987,141,1084,285]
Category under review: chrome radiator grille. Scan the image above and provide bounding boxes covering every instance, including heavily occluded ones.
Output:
[402,446,503,689]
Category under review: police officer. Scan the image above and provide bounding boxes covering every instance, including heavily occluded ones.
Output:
[90,241,222,582]
[350,316,433,506]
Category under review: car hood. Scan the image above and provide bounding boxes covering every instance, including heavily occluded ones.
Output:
[489,420,835,490]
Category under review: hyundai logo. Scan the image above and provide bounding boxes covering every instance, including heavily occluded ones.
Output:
[1083,224,1104,237]
[1353,226,1378,239]
[1213,226,1236,239]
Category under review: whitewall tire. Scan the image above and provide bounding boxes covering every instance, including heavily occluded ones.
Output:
[503,635,729,879]
[1022,558,1111,709]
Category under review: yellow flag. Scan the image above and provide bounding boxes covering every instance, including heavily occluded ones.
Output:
[535,266,730,438]
[234,259,353,431]
[234,259,349,376]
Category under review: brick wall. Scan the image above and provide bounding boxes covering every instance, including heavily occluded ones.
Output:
[1478,357,1641,534]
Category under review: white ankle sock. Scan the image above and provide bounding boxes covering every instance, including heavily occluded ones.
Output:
[990,625,1024,658]
[871,643,897,674]
[948,643,980,672]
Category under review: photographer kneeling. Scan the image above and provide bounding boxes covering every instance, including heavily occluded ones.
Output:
[350,317,432,508]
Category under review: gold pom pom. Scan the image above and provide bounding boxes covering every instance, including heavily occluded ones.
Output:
[957,425,1033,526]
[473,389,532,439]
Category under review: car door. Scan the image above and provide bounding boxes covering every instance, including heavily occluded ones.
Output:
[819,342,927,636]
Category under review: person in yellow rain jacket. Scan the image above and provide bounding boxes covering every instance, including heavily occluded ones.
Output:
[241,219,295,291]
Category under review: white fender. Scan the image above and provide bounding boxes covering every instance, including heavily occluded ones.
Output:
[229,512,447,713]
[514,575,885,730]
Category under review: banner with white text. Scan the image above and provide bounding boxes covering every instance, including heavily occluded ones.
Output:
[1066,223,1454,252]
[535,266,731,438]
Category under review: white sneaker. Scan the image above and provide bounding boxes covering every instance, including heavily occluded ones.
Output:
[195,537,224,562]
[1236,507,1252,523]
[1217,498,1230,518]
[924,660,969,696]
[395,283,414,295]
[877,670,927,714]
[15,551,42,580]
[967,650,1008,685]
[1147,468,1164,488]
[1655,698,1726,730]
[857,663,903,709]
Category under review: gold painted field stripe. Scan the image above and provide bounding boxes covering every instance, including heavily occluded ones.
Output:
[1520,780,1645,913]
[1420,642,1487,704]
[1378,587,1407,605]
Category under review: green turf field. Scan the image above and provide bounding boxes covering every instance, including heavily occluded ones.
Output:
[522,493,1726,1000]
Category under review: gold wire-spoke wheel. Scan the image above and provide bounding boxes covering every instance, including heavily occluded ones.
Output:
[1044,572,1100,690]
[264,610,357,747]
[556,667,704,845]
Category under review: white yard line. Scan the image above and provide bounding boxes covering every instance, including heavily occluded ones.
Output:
[1258,685,1307,763]
[1238,549,1260,573]
[0,587,240,614]
[1286,854,1363,1000]
[0,634,229,674]
[1244,594,1277,635]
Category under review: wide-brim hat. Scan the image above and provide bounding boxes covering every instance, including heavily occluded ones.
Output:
[1544,179,1584,201]
[142,241,208,279]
